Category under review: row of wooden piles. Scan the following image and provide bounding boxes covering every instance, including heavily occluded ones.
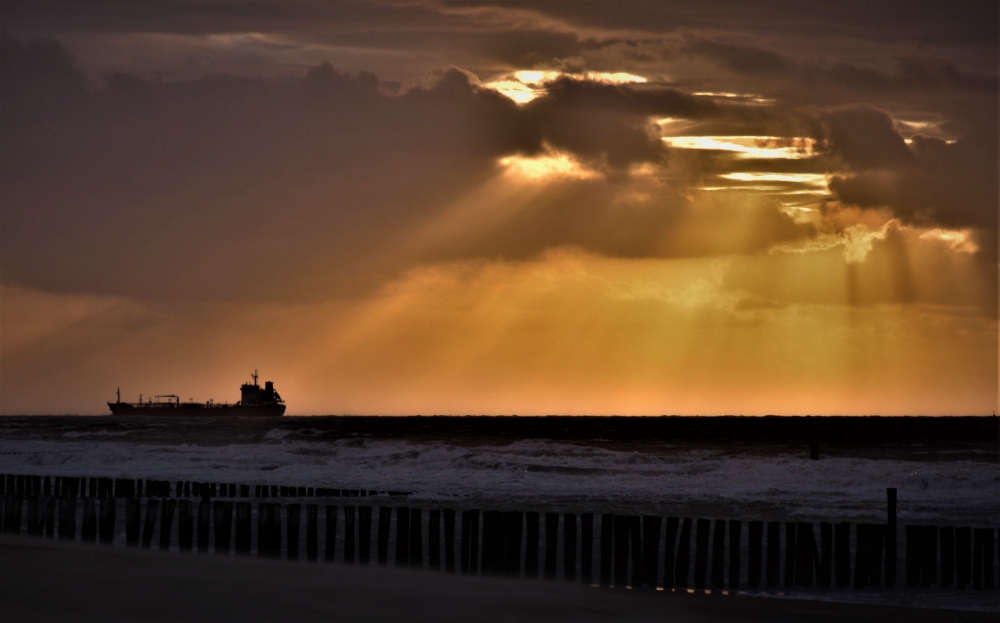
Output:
[0,473,400,500]
[2,493,996,591]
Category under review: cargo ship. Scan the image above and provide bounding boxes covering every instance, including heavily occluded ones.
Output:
[108,371,285,416]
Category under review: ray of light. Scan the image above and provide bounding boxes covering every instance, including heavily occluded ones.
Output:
[663,136,818,159]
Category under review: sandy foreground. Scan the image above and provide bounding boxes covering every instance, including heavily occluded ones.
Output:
[0,536,992,623]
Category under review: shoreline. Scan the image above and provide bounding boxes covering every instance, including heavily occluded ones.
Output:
[2,536,995,622]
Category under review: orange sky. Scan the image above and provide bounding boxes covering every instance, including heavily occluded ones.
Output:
[1,2,996,414]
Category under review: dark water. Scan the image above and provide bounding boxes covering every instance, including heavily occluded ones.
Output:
[1,415,996,525]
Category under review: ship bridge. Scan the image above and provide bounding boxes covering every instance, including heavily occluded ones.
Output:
[239,371,284,406]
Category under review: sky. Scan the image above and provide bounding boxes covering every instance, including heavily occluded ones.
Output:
[0,1,996,415]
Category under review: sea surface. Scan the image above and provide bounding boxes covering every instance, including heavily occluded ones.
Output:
[1,415,996,525]
[1,415,997,612]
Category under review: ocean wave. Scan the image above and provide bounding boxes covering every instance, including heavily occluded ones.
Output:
[0,436,996,526]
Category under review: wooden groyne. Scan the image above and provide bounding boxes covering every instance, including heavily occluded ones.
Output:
[1,473,996,591]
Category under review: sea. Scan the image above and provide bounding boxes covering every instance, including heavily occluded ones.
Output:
[1,415,997,611]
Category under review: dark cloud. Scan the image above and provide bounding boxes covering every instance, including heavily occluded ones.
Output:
[684,38,792,76]
[524,77,718,168]
[821,105,915,169]
[0,37,808,303]
[0,38,544,301]
[819,105,997,230]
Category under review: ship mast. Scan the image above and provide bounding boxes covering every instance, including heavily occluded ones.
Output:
[252,369,259,386]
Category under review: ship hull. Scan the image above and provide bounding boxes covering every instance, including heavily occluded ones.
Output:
[108,403,285,416]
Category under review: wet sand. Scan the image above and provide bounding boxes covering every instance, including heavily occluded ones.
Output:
[1,536,992,622]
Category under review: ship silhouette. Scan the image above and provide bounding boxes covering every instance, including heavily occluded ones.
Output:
[108,371,285,416]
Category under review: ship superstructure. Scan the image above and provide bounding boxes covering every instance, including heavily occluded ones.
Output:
[108,371,285,416]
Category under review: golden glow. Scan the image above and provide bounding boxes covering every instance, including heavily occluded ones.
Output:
[7,233,994,415]
[663,136,817,159]
[919,228,978,253]
[513,70,562,84]
[498,151,599,181]
[485,70,647,104]
[484,80,539,104]
[692,91,775,104]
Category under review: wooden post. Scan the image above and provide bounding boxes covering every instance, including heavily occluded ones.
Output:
[81,498,97,543]
[766,521,780,588]
[524,511,539,579]
[694,518,710,590]
[428,509,441,570]
[7,495,22,534]
[343,505,355,562]
[729,520,742,590]
[26,495,40,536]
[599,514,613,586]
[903,525,921,587]
[920,526,936,588]
[675,518,692,588]
[215,501,234,554]
[504,511,523,578]
[563,513,577,582]
[141,499,158,549]
[629,517,643,588]
[748,520,762,588]
[324,505,338,562]
[460,510,471,574]
[268,503,281,558]
[177,500,193,552]
[794,522,817,587]
[44,497,55,538]
[159,499,176,551]
[981,528,994,589]
[395,507,409,567]
[857,524,872,588]
[885,488,897,588]
[955,527,971,588]
[581,513,594,585]
[377,506,391,566]
[662,517,679,588]
[818,522,832,587]
[304,504,317,561]
[482,511,500,575]
[257,503,269,557]
[409,508,423,568]
[940,526,955,588]
[125,498,140,546]
[545,512,559,581]
[469,509,480,575]
[99,497,116,545]
[196,499,211,553]
[711,519,725,589]
[784,522,797,587]
[613,515,628,587]
[444,509,456,573]
[287,504,301,560]
[834,522,851,587]
[972,528,988,589]
[641,516,661,589]
[232,502,250,555]
[357,505,372,565]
